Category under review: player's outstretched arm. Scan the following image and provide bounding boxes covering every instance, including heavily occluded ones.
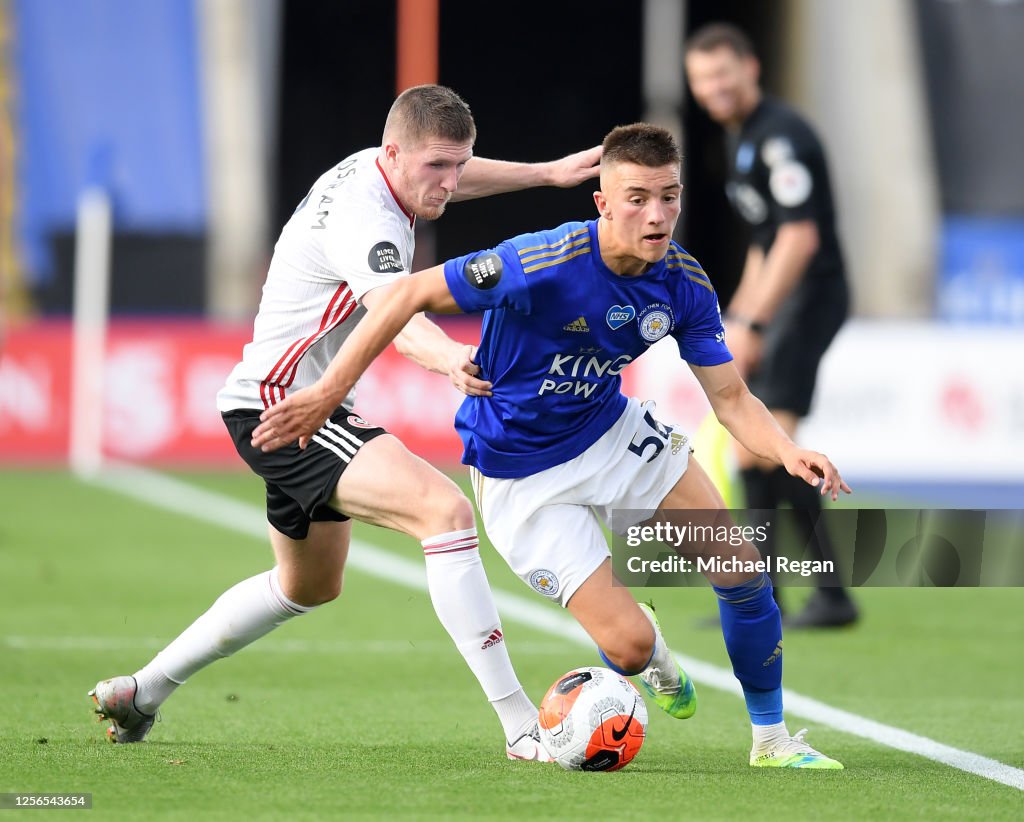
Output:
[690,360,852,501]
[450,146,602,201]
[250,265,459,452]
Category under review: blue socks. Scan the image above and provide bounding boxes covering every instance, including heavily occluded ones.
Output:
[713,572,784,725]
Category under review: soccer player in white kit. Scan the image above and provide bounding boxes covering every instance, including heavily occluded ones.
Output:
[89,85,601,760]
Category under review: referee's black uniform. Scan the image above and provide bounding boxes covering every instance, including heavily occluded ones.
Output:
[724,96,856,628]
[725,96,848,417]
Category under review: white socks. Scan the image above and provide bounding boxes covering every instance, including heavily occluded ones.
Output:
[751,720,790,751]
[133,568,313,715]
[422,528,537,741]
[132,529,538,743]
[645,631,674,679]
[491,689,539,742]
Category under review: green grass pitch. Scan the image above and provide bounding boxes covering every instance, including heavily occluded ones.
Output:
[1,469,1021,819]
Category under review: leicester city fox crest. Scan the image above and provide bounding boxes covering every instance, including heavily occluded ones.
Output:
[638,303,674,344]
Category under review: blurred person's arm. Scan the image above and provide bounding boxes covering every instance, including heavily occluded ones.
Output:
[722,246,764,377]
[451,146,601,201]
[736,220,818,323]
[724,221,818,375]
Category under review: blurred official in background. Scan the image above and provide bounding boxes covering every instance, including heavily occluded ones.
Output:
[685,23,857,628]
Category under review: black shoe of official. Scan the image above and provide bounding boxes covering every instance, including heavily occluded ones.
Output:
[783,591,859,629]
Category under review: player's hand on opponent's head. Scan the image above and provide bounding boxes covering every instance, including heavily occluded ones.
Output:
[251,382,334,452]
[546,146,602,187]
[782,447,852,501]
[448,344,492,397]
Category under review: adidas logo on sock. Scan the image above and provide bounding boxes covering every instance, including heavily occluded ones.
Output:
[481,629,504,649]
[562,316,590,333]
[761,640,783,668]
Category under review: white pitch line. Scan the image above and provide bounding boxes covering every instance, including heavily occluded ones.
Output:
[83,463,1024,792]
[1,636,571,656]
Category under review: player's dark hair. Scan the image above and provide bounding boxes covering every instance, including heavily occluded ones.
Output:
[602,123,680,168]
[383,84,476,146]
[685,22,756,58]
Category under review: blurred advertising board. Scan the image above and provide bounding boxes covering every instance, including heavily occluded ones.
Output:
[936,217,1024,325]
[3,319,1023,483]
[633,320,1024,483]
[0,318,477,466]
[800,321,1024,482]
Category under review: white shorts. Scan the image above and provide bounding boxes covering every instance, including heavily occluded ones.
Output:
[470,398,692,607]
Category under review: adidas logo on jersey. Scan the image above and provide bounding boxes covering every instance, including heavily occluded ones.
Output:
[563,316,590,333]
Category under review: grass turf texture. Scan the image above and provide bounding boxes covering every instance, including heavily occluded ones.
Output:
[1,469,1022,820]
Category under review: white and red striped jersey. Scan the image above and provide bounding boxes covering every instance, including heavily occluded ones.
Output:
[217,148,416,412]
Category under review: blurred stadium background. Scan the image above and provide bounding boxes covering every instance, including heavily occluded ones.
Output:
[1,0,1022,503]
[1,1,1022,815]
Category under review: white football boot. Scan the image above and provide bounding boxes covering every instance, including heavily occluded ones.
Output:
[506,721,554,762]
[89,676,156,743]
[636,602,697,719]
[750,728,844,769]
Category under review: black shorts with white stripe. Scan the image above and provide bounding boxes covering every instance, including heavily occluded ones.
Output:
[222,407,388,540]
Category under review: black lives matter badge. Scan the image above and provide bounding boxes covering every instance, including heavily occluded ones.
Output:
[368,241,404,274]
[463,252,502,290]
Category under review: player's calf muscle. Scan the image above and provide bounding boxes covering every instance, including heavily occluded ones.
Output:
[700,539,765,587]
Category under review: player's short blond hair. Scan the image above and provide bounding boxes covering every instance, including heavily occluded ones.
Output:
[602,123,680,169]
[383,85,476,147]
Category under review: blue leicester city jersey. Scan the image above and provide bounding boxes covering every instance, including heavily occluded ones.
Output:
[443,220,732,478]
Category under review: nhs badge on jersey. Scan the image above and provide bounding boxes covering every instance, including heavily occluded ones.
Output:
[606,304,636,330]
[638,303,674,344]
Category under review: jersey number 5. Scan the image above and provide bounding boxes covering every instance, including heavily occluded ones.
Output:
[627,409,673,463]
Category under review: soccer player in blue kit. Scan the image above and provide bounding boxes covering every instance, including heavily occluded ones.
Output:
[253,123,851,769]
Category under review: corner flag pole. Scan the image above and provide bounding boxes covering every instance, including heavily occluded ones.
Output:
[69,186,112,478]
